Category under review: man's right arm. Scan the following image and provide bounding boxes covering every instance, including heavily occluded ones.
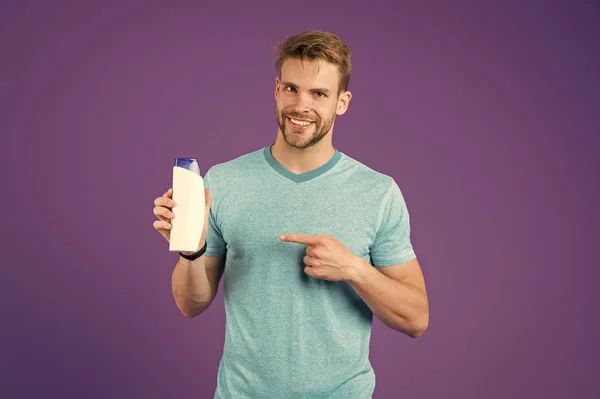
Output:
[171,249,226,318]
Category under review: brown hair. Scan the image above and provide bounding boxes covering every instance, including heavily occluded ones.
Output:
[275,30,352,94]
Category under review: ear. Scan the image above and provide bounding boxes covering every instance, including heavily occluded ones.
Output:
[336,90,352,116]
[275,76,281,101]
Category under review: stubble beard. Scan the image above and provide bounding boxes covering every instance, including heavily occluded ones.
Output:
[276,108,335,150]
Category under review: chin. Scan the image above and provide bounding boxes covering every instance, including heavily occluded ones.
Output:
[283,135,309,149]
[285,133,325,150]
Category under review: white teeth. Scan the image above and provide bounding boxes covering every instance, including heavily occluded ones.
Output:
[289,118,310,126]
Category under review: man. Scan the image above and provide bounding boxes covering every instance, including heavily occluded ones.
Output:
[152,30,429,398]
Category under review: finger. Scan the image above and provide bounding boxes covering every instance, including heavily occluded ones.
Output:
[303,255,319,267]
[280,234,320,245]
[163,188,173,198]
[153,220,172,230]
[153,206,175,221]
[154,196,175,208]
[305,246,319,257]
[303,266,320,279]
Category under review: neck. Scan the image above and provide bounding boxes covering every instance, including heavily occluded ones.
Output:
[270,131,336,174]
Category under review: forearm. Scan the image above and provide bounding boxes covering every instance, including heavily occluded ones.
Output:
[171,255,214,318]
[348,259,429,338]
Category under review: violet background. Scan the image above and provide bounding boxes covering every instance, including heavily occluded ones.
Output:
[1,1,598,398]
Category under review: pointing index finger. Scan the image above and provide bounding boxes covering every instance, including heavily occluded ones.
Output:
[280,234,320,245]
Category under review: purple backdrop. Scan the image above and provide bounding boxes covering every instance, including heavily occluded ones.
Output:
[1,1,598,398]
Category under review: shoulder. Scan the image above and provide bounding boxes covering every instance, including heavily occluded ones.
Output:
[204,146,266,184]
[336,151,399,197]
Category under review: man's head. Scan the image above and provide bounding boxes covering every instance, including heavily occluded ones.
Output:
[274,30,352,150]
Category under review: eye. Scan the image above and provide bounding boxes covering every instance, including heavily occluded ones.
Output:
[316,92,326,98]
[285,86,296,92]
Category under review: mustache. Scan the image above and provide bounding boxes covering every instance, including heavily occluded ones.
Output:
[283,111,319,121]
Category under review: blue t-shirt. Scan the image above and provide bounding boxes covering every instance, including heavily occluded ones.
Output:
[203,145,417,398]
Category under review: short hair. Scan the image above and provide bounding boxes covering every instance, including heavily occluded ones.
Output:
[275,30,352,94]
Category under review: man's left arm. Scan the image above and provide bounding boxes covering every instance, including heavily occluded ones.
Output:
[280,233,429,338]
[280,179,429,338]
[354,179,429,338]
[347,257,429,338]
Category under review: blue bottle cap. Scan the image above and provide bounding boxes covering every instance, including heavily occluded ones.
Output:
[174,158,200,175]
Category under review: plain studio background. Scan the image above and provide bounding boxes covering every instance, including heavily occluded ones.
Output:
[1,1,598,398]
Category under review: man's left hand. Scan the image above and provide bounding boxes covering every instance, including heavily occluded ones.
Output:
[280,234,364,281]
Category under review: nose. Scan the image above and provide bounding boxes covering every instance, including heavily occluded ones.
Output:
[293,91,313,113]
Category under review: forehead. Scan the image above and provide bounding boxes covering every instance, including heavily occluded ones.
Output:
[280,57,340,90]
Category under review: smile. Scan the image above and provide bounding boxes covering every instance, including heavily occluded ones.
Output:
[287,117,313,127]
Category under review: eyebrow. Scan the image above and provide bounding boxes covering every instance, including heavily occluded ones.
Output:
[281,81,331,95]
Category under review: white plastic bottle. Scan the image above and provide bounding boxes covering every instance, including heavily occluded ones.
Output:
[169,158,205,253]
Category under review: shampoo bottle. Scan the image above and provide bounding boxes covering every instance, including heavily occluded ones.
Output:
[169,158,205,253]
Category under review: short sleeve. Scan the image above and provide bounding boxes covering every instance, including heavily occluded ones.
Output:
[370,180,416,266]
[203,168,227,257]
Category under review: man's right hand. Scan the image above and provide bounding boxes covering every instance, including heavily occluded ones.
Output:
[152,187,212,254]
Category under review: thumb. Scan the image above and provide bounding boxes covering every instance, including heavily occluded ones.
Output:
[205,188,212,208]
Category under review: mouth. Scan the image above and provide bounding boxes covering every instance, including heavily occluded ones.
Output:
[286,116,313,128]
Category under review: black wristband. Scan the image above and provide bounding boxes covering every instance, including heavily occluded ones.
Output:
[178,241,207,261]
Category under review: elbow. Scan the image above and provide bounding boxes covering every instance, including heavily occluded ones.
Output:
[176,302,206,318]
[173,290,210,318]
[407,314,429,339]
[180,303,210,318]
[182,309,200,318]
[408,325,427,339]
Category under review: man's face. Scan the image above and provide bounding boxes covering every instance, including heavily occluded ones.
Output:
[275,57,351,149]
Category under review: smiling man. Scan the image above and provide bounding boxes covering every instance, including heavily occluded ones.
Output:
[275,58,344,150]
[155,30,429,399]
